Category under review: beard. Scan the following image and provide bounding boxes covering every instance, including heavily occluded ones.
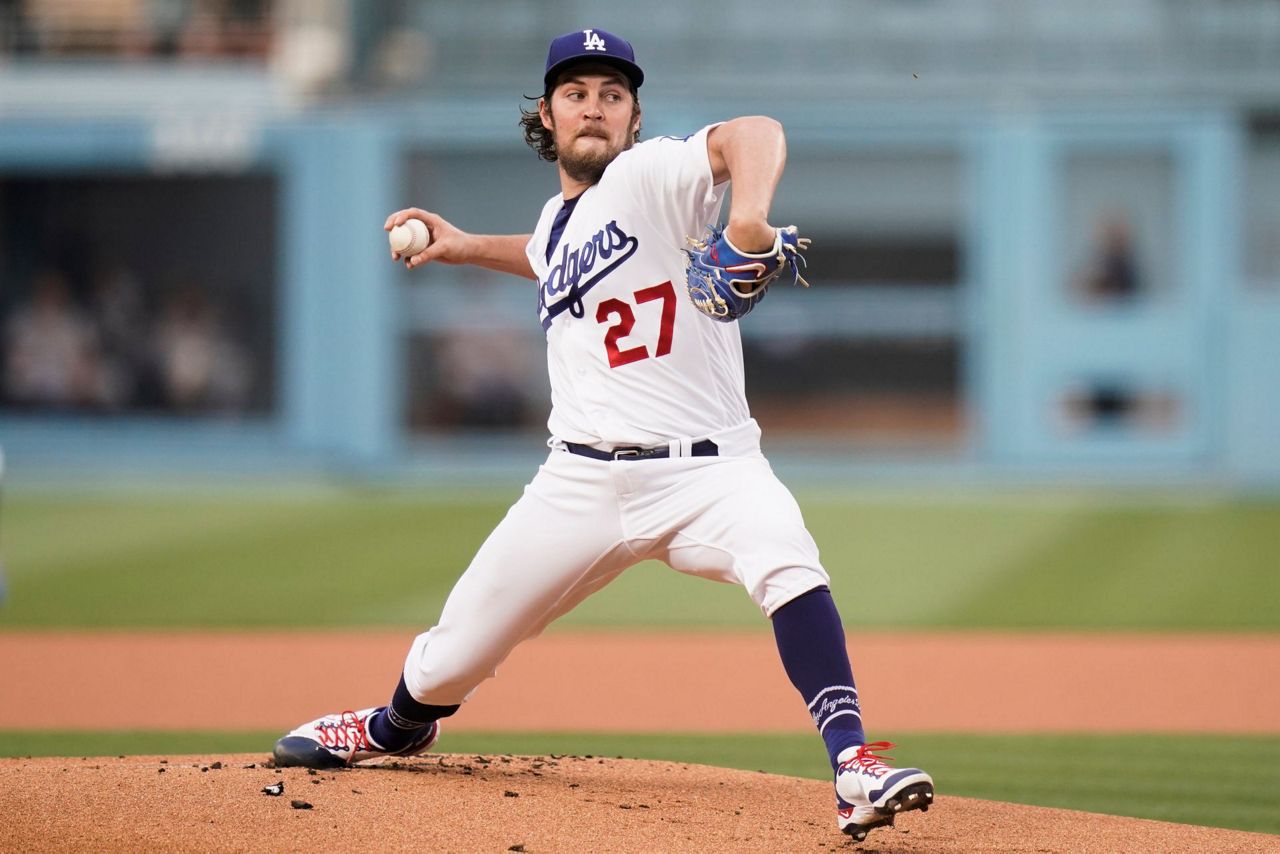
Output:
[557,130,631,184]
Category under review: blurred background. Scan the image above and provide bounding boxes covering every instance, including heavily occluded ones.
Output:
[1,3,1278,835]
[0,0,1276,486]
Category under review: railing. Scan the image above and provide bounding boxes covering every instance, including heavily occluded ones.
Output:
[2,1,1277,103]
[402,0,1280,98]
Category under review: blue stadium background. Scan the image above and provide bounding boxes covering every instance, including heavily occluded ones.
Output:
[1,0,1278,488]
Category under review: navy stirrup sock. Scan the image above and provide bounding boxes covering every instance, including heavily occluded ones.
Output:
[771,586,865,769]
[367,676,460,751]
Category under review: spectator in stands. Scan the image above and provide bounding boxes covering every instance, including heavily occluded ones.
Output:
[1,0,271,58]
[2,269,103,409]
[220,0,271,57]
[89,264,152,410]
[1078,213,1142,303]
[153,0,272,59]
[154,281,252,413]
[138,0,193,56]
[0,0,29,53]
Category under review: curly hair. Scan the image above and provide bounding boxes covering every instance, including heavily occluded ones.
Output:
[519,91,642,163]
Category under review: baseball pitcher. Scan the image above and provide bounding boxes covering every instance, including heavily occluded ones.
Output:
[273,28,934,841]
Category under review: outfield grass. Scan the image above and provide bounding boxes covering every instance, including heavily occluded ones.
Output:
[2,489,1277,630]
[2,730,1276,835]
[6,489,1275,837]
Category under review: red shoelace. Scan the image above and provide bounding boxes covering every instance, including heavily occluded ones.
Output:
[315,710,371,751]
[837,741,897,777]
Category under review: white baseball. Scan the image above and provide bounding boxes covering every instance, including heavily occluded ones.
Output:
[390,219,431,256]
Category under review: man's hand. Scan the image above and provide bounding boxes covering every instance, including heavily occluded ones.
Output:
[384,208,470,269]
[384,209,536,280]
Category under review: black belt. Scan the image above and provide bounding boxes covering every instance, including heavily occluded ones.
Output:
[564,439,719,461]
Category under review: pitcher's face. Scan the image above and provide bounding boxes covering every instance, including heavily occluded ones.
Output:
[541,68,640,185]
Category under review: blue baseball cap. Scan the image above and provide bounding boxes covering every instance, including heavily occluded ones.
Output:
[544,28,644,92]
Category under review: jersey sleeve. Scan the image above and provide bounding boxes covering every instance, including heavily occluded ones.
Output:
[616,123,727,248]
[525,194,563,280]
[524,231,541,279]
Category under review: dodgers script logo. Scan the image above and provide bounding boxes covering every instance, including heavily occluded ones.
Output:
[582,29,606,51]
[539,220,639,330]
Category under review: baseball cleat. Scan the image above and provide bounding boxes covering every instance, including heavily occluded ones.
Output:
[272,707,440,769]
[834,741,934,841]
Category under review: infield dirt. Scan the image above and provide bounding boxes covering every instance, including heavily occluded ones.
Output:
[4,631,1279,851]
[3,753,1278,853]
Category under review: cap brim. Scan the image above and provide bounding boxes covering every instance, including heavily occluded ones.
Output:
[544,55,643,92]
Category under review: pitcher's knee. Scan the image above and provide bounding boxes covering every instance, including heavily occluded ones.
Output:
[754,565,831,617]
[402,627,501,706]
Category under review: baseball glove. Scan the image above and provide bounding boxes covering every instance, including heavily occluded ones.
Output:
[683,225,810,322]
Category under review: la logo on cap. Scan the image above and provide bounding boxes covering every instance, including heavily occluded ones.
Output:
[543,28,643,90]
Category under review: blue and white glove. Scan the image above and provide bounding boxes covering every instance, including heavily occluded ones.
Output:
[683,225,810,322]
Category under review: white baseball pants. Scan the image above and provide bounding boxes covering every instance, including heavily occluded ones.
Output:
[402,420,829,706]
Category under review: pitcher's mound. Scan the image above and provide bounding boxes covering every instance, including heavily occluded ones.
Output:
[1,753,1274,852]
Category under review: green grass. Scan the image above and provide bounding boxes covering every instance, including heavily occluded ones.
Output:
[2,730,1277,835]
[2,489,1278,629]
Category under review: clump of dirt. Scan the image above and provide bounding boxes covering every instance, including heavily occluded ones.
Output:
[1,753,1276,852]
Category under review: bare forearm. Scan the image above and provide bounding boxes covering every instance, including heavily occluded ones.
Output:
[707,116,787,252]
[385,207,536,280]
[461,233,537,280]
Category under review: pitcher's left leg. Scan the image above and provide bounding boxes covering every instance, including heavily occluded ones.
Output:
[654,457,933,841]
[771,587,933,840]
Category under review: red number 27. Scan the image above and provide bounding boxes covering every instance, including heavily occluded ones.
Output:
[595,281,677,369]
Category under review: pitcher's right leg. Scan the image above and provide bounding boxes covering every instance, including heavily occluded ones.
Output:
[274,452,633,767]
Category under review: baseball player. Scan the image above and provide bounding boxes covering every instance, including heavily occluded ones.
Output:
[274,28,934,841]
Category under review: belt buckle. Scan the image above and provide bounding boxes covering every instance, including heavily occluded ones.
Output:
[612,447,642,460]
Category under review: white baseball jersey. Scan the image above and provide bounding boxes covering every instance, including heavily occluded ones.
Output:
[525,124,748,449]
[400,124,829,709]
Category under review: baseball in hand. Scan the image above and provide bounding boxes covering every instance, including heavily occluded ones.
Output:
[389,219,431,256]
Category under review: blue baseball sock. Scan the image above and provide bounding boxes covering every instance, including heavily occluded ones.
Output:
[771,586,865,770]
[366,676,459,751]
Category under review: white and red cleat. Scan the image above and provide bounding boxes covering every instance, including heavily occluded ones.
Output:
[273,707,440,769]
[835,741,934,841]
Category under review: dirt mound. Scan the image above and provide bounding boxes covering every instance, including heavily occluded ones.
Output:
[1,754,1274,853]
